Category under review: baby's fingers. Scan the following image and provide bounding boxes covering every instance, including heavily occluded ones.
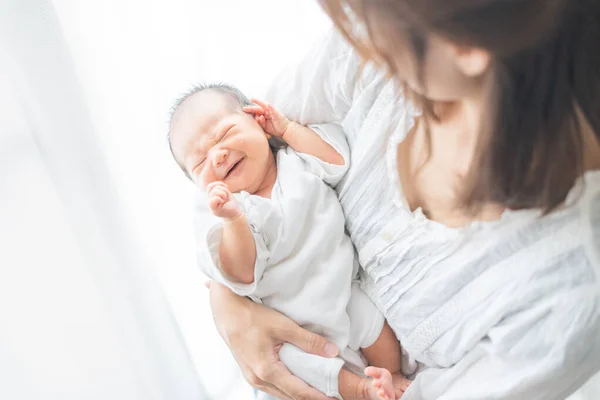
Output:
[266,104,281,118]
[243,105,265,115]
[211,187,230,202]
[258,115,267,129]
[208,196,224,211]
[250,98,270,110]
[207,181,229,194]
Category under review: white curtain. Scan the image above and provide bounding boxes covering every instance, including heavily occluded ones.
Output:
[0,0,207,399]
[0,0,329,399]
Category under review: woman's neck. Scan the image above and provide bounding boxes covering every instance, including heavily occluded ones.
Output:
[580,110,600,172]
[402,94,506,226]
[430,96,484,176]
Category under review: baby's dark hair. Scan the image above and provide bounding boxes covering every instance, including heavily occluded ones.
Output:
[167,82,283,180]
[170,82,253,120]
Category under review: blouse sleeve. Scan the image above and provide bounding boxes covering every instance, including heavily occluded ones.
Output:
[263,28,371,125]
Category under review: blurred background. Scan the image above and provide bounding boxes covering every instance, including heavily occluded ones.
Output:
[1,0,328,399]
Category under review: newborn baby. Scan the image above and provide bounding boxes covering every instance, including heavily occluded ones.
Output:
[168,83,410,400]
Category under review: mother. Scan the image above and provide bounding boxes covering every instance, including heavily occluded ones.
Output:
[208,0,600,398]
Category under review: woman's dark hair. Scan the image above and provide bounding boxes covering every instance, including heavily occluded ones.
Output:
[318,0,600,212]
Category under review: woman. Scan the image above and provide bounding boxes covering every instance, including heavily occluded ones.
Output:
[208,0,600,398]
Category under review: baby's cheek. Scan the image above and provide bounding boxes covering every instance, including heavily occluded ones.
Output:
[198,170,215,188]
[231,136,246,150]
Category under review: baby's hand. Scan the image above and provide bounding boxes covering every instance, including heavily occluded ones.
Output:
[207,182,242,220]
[243,99,292,139]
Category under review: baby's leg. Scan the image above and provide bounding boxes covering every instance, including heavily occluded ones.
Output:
[346,284,410,399]
[362,322,410,400]
[362,322,401,372]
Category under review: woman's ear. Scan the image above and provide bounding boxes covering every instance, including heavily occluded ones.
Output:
[452,45,491,77]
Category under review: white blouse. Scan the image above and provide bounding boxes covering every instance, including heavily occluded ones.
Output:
[264,29,600,400]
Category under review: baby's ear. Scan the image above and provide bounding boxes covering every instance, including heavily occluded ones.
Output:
[265,133,272,139]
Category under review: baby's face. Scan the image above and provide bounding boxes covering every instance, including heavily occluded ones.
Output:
[169,91,273,193]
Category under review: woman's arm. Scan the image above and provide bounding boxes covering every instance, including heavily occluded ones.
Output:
[208,282,339,400]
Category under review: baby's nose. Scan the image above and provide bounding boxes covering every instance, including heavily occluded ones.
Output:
[212,149,228,167]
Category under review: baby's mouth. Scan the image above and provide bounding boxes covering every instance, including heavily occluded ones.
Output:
[225,158,244,179]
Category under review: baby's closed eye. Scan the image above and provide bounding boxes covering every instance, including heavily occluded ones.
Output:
[193,159,206,174]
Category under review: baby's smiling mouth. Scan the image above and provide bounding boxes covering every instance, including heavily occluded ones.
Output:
[225,158,244,179]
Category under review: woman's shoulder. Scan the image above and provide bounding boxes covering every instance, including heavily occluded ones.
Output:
[498,170,600,287]
[497,170,600,297]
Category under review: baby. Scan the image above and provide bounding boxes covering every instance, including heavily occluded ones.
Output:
[168,83,410,400]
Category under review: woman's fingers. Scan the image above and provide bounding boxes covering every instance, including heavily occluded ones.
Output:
[208,285,329,399]
[256,383,293,400]
[242,369,292,400]
[270,364,335,400]
[278,321,339,359]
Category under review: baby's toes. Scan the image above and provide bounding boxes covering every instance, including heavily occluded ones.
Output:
[393,375,411,393]
[365,366,383,379]
[377,389,389,400]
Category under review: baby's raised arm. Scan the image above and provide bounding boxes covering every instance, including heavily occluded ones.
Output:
[244,99,344,166]
[206,181,256,284]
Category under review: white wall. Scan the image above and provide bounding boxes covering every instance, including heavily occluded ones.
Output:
[50,1,330,398]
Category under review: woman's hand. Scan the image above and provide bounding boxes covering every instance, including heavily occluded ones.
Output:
[208,281,340,399]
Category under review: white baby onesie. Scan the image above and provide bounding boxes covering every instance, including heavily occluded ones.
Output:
[195,124,385,399]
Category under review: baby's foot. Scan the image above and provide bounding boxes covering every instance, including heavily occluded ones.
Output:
[365,367,395,400]
[364,367,411,400]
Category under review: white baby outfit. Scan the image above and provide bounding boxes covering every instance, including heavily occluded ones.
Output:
[194,124,385,399]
